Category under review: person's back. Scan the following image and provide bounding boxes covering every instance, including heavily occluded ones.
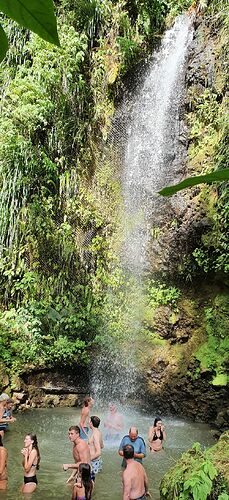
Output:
[122,444,150,500]
[123,461,146,499]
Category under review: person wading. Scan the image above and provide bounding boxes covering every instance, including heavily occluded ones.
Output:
[122,444,151,500]
[21,433,40,494]
[79,397,94,440]
[88,415,104,478]
[63,425,91,484]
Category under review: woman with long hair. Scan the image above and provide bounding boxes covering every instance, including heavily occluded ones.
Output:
[21,433,40,493]
[148,417,166,452]
[72,463,94,500]
[0,435,8,490]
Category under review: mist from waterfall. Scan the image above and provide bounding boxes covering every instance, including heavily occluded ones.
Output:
[92,15,194,404]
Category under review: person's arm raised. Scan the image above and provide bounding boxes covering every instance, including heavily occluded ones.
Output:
[21,448,36,473]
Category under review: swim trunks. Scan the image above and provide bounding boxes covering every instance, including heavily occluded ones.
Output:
[24,476,37,484]
[91,457,102,477]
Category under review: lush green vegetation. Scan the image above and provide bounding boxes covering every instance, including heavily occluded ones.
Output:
[180,0,229,276]
[0,0,194,374]
[160,432,229,499]
[193,294,229,386]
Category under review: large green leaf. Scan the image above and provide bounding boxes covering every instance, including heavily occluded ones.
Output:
[0,23,8,61]
[0,0,60,46]
[159,169,229,197]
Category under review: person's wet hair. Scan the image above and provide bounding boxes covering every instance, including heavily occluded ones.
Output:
[90,415,100,428]
[84,396,92,407]
[69,425,80,434]
[123,444,134,459]
[78,463,93,500]
[154,418,162,427]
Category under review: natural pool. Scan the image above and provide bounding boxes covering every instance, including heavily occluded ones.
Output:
[2,406,215,499]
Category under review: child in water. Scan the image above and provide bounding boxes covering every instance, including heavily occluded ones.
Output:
[72,463,94,500]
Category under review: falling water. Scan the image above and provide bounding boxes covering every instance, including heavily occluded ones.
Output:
[121,14,194,273]
[92,14,194,403]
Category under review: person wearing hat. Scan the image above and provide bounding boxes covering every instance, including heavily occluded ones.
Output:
[0,394,16,438]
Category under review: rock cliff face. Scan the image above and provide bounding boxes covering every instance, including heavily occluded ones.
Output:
[140,7,229,430]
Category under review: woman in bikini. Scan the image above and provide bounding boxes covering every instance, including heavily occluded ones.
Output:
[72,463,94,500]
[21,433,40,493]
[148,418,166,452]
[0,435,8,490]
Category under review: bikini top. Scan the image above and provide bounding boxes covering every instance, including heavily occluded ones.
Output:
[152,429,163,441]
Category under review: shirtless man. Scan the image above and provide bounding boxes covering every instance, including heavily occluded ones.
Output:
[104,403,124,440]
[79,396,94,440]
[88,416,104,477]
[122,445,151,500]
[63,425,91,484]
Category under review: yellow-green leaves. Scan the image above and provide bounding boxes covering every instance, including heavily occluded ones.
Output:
[0,0,60,62]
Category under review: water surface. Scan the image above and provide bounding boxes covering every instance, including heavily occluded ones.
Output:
[3,406,215,499]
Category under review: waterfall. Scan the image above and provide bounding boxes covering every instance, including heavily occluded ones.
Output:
[121,14,194,274]
[92,14,194,404]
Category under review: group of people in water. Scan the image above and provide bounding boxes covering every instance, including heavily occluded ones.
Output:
[0,393,166,499]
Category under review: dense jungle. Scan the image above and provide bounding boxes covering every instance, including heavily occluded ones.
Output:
[0,0,228,498]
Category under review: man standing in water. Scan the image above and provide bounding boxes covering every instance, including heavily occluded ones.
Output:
[79,396,94,440]
[122,445,151,500]
[119,427,146,467]
[63,425,91,483]
[88,416,104,477]
[104,403,124,440]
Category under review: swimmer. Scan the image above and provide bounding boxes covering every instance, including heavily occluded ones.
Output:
[63,425,91,484]
[0,394,16,438]
[21,433,40,493]
[148,417,166,452]
[119,427,146,467]
[72,463,94,500]
[79,396,94,440]
[122,444,151,500]
[88,416,104,477]
[104,403,124,440]
[0,435,8,491]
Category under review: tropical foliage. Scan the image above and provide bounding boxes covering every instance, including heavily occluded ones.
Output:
[0,0,59,61]
[160,433,229,499]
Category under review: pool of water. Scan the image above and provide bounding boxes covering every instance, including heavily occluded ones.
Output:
[2,406,215,499]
